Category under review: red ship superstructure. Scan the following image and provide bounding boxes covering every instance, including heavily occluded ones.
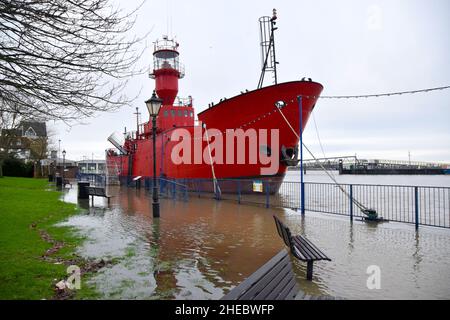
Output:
[106,13,323,194]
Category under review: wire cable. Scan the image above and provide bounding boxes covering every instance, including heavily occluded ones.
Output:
[277,106,368,212]
[301,85,450,100]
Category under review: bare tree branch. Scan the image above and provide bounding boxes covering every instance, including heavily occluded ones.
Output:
[0,0,148,123]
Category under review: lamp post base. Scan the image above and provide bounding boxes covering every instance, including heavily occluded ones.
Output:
[152,202,160,218]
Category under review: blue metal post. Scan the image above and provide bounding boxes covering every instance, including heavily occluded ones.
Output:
[349,184,353,221]
[197,180,201,198]
[214,180,220,200]
[237,180,241,204]
[173,180,176,200]
[265,181,270,208]
[414,186,419,230]
[298,96,305,215]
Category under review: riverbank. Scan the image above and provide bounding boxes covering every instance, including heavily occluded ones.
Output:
[0,177,97,299]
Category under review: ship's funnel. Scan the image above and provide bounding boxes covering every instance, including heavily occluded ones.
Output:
[108,132,126,155]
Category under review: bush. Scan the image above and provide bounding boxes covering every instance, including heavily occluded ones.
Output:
[2,158,34,178]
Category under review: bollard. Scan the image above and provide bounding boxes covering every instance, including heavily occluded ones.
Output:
[265,181,270,208]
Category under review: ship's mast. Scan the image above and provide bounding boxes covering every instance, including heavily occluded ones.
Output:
[134,107,141,135]
[257,9,279,89]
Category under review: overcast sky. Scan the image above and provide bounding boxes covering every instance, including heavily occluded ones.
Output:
[52,0,450,163]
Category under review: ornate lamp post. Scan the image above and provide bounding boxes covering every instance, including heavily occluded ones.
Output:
[62,149,66,186]
[145,91,163,218]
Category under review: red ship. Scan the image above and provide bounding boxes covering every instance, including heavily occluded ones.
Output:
[106,12,323,194]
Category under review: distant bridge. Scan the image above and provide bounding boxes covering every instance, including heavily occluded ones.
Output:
[289,156,450,171]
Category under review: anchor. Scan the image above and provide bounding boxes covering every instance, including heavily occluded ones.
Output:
[361,208,388,223]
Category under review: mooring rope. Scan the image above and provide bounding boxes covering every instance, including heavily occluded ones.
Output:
[203,123,222,197]
[312,111,329,161]
[276,106,369,212]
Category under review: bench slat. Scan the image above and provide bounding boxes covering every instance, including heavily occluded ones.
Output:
[237,254,290,300]
[87,187,109,198]
[293,236,330,261]
[276,277,298,300]
[273,215,331,263]
[292,246,307,261]
[293,237,322,260]
[280,222,293,248]
[248,256,293,300]
[274,216,291,247]
[299,236,329,260]
[264,266,298,300]
[274,217,283,238]
[222,250,294,300]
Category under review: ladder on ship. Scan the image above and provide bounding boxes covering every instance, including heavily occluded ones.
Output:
[257,9,279,89]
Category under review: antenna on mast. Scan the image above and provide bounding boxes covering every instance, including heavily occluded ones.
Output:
[134,107,141,135]
[257,8,279,89]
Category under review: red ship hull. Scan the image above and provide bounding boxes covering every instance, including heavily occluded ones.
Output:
[106,80,323,193]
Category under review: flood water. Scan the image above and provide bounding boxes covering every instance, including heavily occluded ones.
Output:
[286,170,450,187]
[59,175,450,300]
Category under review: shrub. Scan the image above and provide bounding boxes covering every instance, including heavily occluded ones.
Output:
[2,158,34,178]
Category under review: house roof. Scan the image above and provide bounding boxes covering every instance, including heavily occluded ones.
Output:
[20,121,47,137]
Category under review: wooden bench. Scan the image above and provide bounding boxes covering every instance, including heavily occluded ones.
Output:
[273,215,331,281]
[87,187,111,205]
[221,249,299,300]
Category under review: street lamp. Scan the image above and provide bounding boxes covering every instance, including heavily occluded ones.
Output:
[145,91,163,218]
[62,149,66,186]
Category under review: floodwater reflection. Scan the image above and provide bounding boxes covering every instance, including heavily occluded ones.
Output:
[59,185,450,300]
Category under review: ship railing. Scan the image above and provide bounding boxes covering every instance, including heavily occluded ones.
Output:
[173,96,193,107]
[153,38,179,52]
[150,60,185,79]
[138,124,146,136]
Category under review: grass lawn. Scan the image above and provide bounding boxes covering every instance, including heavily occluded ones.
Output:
[0,177,96,299]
